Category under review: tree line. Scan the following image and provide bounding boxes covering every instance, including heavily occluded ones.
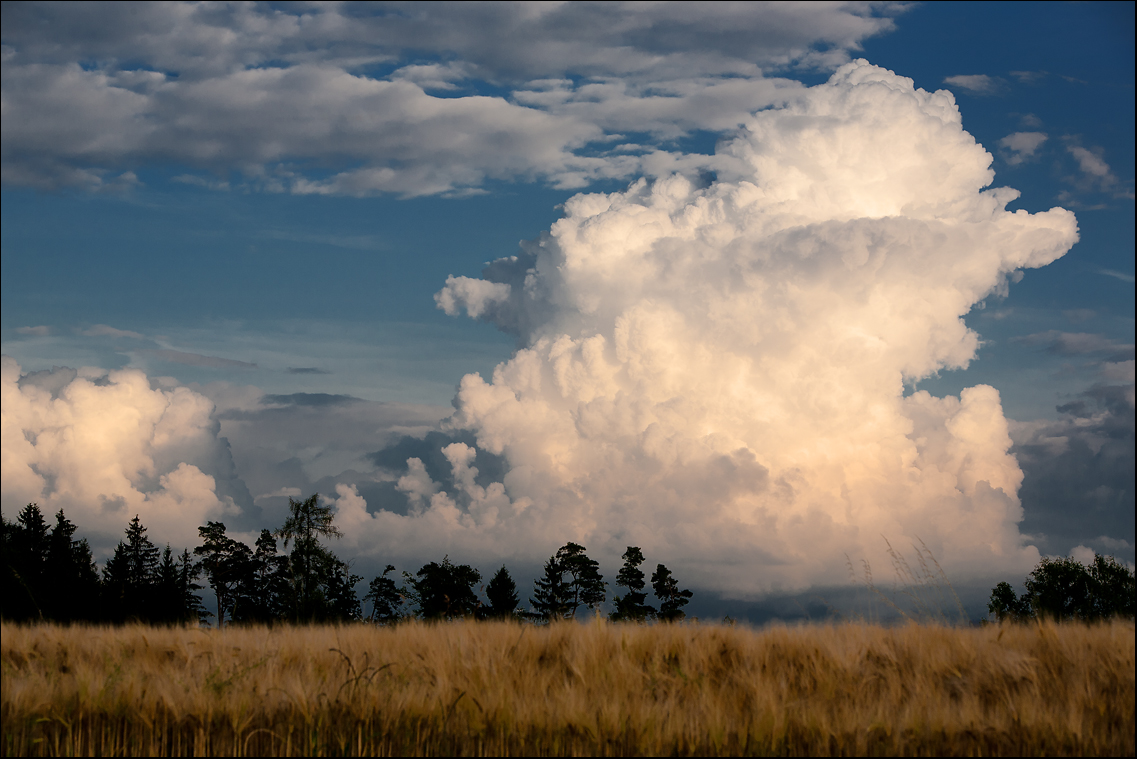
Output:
[987,553,1134,623]
[2,496,693,626]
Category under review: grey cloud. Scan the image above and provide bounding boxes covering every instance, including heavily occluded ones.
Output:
[262,392,363,407]
[286,367,333,375]
[196,383,449,528]
[17,364,79,398]
[997,131,1047,165]
[1061,309,1095,324]
[1015,331,1135,361]
[1,2,903,195]
[1013,383,1136,560]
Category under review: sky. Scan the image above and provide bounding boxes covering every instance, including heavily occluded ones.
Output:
[2,1,1133,622]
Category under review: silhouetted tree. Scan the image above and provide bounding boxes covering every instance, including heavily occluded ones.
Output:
[651,563,692,622]
[276,494,343,620]
[1,506,47,620]
[530,543,605,621]
[323,555,363,621]
[987,581,1031,623]
[238,530,290,623]
[557,543,606,618]
[194,521,253,627]
[365,565,404,624]
[103,515,161,622]
[530,555,571,621]
[987,554,1135,622]
[483,566,520,620]
[1088,554,1136,618]
[177,548,210,625]
[407,556,481,620]
[44,509,98,621]
[610,546,655,622]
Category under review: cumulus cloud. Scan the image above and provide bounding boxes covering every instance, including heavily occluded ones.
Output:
[1,2,903,195]
[332,62,1079,597]
[998,131,1047,165]
[1,357,252,555]
[196,384,450,530]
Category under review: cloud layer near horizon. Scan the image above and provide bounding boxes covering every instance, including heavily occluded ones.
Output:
[1,1,902,195]
[334,62,1079,597]
[0,357,249,554]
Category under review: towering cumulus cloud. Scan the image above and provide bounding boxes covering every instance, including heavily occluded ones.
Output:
[355,62,1079,594]
[1,357,245,553]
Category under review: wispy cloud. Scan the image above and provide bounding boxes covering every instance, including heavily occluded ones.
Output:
[287,367,332,375]
[943,74,1005,95]
[15,325,52,336]
[1096,268,1135,283]
[79,324,146,340]
[1015,330,1135,359]
[140,349,257,369]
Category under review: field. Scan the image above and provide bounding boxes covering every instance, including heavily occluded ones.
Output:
[2,619,1133,757]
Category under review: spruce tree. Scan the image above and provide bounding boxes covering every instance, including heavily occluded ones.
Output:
[103,515,160,622]
[530,555,570,621]
[177,548,210,625]
[484,566,520,619]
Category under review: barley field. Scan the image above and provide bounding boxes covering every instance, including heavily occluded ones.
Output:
[2,619,1133,757]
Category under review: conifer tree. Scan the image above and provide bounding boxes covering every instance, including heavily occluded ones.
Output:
[651,563,693,622]
[610,546,655,622]
[365,565,404,624]
[530,554,570,621]
[177,548,210,625]
[103,515,161,622]
[276,494,343,620]
[556,542,605,618]
[194,521,253,627]
[484,565,520,619]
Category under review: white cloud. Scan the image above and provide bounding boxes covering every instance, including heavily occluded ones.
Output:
[335,62,1079,597]
[1096,268,1135,283]
[1070,544,1096,566]
[1,356,245,555]
[1,2,904,195]
[998,131,1047,165]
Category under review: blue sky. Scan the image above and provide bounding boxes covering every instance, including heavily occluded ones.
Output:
[2,2,1133,619]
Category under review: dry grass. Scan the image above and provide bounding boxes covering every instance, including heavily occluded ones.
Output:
[2,619,1133,756]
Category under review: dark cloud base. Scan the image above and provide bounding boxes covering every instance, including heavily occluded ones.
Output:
[1015,384,1135,560]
